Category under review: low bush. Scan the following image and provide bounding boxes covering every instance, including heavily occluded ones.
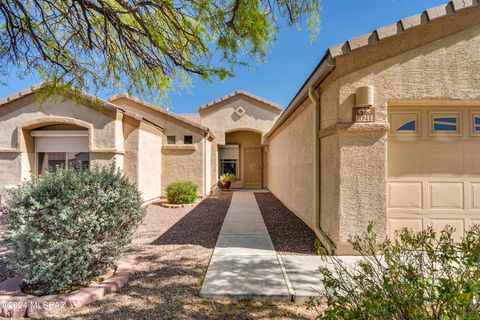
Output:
[311,224,480,320]
[166,181,198,204]
[5,164,144,295]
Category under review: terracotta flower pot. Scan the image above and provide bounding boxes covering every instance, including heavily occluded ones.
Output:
[220,180,231,191]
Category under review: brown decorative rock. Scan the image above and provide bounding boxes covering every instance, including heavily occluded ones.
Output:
[159,198,203,208]
[0,258,134,318]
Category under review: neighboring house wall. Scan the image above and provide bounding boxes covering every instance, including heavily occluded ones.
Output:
[110,96,208,196]
[267,99,315,230]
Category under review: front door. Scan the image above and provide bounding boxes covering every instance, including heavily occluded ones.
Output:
[244,147,263,188]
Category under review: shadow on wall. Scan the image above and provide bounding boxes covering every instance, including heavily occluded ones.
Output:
[151,195,232,248]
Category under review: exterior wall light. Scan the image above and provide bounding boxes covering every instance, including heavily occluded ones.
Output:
[353,85,375,123]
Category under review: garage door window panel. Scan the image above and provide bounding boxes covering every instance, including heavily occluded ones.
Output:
[389,112,420,136]
[430,112,461,136]
[470,112,480,136]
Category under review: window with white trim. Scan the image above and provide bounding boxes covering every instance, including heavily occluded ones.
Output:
[32,130,90,175]
[389,112,419,136]
[430,112,461,136]
[218,145,239,178]
[473,114,480,133]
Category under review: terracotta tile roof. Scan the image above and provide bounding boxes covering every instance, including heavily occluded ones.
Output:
[108,93,214,137]
[327,0,478,59]
[197,90,282,112]
[0,83,122,111]
[0,84,164,132]
[179,113,201,124]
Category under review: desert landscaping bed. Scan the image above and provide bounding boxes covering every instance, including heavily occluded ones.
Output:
[4,193,314,319]
[254,193,318,256]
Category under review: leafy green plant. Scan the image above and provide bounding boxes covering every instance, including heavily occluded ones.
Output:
[310,224,480,320]
[5,164,144,295]
[219,173,237,183]
[166,181,198,204]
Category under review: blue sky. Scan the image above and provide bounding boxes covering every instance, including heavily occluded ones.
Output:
[1,0,447,114]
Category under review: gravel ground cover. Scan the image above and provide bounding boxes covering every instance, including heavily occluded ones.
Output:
[55,193,315,319]
[254,193,318,256]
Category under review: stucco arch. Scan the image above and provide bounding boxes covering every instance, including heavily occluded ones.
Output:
[18,116,93,152]
[224,127,264,135]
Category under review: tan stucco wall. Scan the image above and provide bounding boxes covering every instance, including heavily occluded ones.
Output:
[320,23,480,252]
[205,139,212,194]
[0,94,166,203]
[225,130,263,189]
[200,95,280,145]
[0,95,121,199]
[112,97,207,196]
[137,122,163,201]
[268,17,480,253]
[162,143,205,196]
[210,141,218,189]
[267,99,315,229]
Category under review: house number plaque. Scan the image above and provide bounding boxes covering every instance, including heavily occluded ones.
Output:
[352,107,375,123]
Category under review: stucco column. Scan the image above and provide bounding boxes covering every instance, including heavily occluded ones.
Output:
[334,125,388,253]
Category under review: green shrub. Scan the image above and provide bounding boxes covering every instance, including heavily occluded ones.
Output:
[5,164,144,295]
[311,224,480,319]
[166,181,198,204]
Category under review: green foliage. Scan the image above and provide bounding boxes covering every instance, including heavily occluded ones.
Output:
[166,181,198,204]
[4,164,145,295]
[219,173,237,183]
[1,0,321,102]
[311,224,480,320]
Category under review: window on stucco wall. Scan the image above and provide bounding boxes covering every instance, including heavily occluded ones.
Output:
[32,130,90,175]
[37,152,90,175]
[167,135,176,144]
[184,135,193,144]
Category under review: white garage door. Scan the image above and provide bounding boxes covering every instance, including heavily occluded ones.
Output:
[388,107,480,240]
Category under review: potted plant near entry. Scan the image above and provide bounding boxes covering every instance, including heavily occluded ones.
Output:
[219,173,237,191]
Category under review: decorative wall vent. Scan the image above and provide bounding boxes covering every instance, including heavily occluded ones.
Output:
[234,106,246,117]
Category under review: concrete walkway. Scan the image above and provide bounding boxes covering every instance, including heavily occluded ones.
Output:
[200,190,364,301]
[200,190,290,300]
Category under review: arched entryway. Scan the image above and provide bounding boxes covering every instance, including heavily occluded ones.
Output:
[221,130,264,189]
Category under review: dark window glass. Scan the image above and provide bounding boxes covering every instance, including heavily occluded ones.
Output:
[37,152,90,175]
[433,117,457,132]
[37,152,66,175]
[184,135,193,144]
[474,116,480,132]
[67,152,90,170]
[220,159,237,176]
[167,136,176,144]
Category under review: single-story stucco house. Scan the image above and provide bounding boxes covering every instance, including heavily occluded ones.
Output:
[0,88,281,203]
[0,1,479,254]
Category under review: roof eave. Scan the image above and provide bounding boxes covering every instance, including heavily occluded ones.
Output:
[266,53,336,138]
